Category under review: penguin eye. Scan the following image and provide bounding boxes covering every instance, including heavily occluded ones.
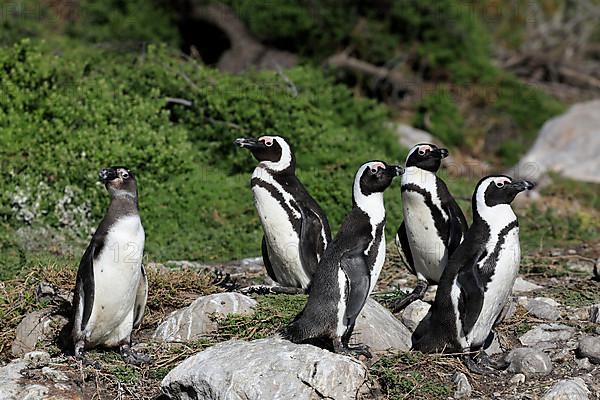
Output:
[122,172,129,179]
[418,148,429,156]
[495,181,504,188]
[265,141,273,147]
[370,168,378,174]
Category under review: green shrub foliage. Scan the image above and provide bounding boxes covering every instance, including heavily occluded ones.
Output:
[0,40,405,262]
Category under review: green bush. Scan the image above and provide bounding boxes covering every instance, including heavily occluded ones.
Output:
[412,87,465,147]
[0,40,405,267]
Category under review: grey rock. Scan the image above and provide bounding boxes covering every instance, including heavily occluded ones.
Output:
[484,334,503,356]
[353,298,411,352]
[23,351,51,368]
[519,324,576,348]
[41,366,69,382]
[525,299,561,321]
[161,337,368,400]
[509,373,526,385]
[505,347,552,376]
[153,293,258,342]
[576,336,600,364]
[394,124,437,150]
[11,312,68,357]
[589,304,600,323]
[452,372,472,399]
[566,259,594,274]
[543,378,590,400]
[514,99,600,183]
[400,300,431,332]
[423,285,437,302]
[575,357,593,371]
[512,277,543,293]
[0,359,80,400]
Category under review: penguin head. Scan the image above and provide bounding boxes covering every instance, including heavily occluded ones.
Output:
[234,135,294,172]
[474,175,534,219]
[353,161,404,205]
[99,166,137,199]
[405,143,448,172]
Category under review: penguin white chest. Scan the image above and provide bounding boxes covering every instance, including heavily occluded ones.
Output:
[402,187,447,282]
[252,179,307,287]
[87,215,145,344]
[468,227,520,347]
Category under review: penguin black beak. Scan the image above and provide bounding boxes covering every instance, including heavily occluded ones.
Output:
[391,165,404,176]
[234,137,264,150]
[509,180,535,192]
[430,148,449,159]
[99,168,117,182]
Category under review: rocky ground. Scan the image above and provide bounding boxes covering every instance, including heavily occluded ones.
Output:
[0,239,599,400]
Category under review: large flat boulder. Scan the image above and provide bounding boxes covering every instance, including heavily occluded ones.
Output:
[161,337,368,400]
[514,99,600,183]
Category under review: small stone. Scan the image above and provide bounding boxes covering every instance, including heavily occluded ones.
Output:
[519,324,575,348]
[543,378,590,400]
[509,373,526,385]
[41,367,69,382]
[576,336,600,364]
[452,372,472,399]
[400,300,431,332]
[484,334,503,356]
[23,351,51,368]
[567,249,577,255]
[589,304,600,323]
[575,357,593,370]
[423,285,437,302]
[525,299,560,321]
[512,277,543,293]
[505,347,552,376]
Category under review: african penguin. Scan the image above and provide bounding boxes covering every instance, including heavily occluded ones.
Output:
[391,143,468,312]
[234,136,331,293]
[412,175,534,373]
[284,161,403,357]
[71,166,150,364]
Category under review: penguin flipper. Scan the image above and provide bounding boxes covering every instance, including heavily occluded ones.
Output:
[395,221,415,275]
[133,263,148,329]
[457,249,487,336]
[438,179,468,254]
[298,207,325,278]
[73,242,96,336]
[340,254,370,329]
[261,236,278,283]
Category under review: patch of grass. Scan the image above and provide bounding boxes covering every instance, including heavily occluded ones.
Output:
[544,284,600,307]
[371,352,451,400]
[541,174,600,211]
[515,322,531,336]
[214,294,306,340]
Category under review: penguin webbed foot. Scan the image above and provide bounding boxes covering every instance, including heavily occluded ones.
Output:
[391,280,428,312]
[333,339,372,359]
[462,351,506,375]
[120,345,153,365]
[240,285,307,295]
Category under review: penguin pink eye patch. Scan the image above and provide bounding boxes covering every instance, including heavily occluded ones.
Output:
[259,136,274,147]
[369,162,386,173]
[417,145,432,155]
[494,177,511,187]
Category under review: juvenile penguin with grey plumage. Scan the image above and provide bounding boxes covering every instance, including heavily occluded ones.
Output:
[235,136,331,293]
[412,175,534,373]
[284,161,403,357]
[71,167,149,364]
[391,143,468,312]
